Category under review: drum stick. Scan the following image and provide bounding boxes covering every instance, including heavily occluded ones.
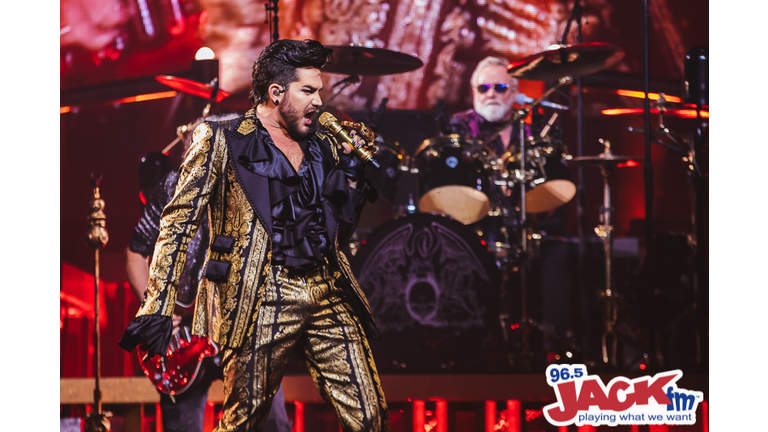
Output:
[540,113,559,139]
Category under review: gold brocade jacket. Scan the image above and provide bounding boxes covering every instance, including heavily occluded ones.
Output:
[135,109,377,348]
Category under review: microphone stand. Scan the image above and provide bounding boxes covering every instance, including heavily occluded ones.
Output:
[685,47,708,369]
[558,0,591,363]
[689,112,707,368]
[264,0,279,43]
[85,173,112,432]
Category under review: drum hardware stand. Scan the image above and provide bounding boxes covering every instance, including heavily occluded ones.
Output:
[589,139,644,368]
[85,173,112,432]
[516,106,534,362]
[160,78,224,155]
[641,0,655,252]
[488,77,572,369]
[200,78,221,120]
[594,139,618,367]
[323,75,362,108]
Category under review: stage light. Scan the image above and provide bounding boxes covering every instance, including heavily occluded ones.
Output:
[618,160,641,168]
[293,401,304,432]
[195,47,216,60]
[601,108,709,119]
[113,91,178,105]
[615,89,682,103]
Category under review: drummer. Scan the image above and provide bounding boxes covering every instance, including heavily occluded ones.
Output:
[449,56,528,157]
[450,56,568,237]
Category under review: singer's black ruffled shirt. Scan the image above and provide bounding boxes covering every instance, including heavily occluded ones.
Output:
[241,124,366,269]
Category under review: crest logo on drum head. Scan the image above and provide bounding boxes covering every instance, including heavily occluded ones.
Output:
[354,215,497,333]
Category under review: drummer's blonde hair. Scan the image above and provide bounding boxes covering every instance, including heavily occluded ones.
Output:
[470,56,518,87]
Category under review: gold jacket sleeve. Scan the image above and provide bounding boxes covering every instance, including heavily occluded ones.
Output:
[136,122,223,318]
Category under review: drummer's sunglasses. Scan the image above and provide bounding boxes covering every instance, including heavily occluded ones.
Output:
[476,83,510,94]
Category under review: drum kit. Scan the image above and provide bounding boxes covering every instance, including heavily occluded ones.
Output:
[154,41,698,372]
[314,42,648,373]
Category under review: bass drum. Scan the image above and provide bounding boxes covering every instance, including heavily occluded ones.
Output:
[352,213,502,373]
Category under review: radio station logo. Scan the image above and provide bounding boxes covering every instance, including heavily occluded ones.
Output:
[542,364,704,427]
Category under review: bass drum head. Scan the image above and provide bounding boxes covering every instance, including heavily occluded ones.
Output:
[352,213,503,373]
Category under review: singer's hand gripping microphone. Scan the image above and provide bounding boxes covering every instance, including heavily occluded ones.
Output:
[319,112,381,169]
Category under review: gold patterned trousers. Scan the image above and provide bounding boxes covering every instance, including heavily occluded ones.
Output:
[214,262,390,432]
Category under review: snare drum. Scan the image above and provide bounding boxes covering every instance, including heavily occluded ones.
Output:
[502,142,576,214]
[413,135,494,225]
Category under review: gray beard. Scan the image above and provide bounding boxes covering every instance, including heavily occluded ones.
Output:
[476,100,513,123]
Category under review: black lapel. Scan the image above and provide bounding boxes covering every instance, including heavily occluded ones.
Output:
[314,135,341,254]
[223,127,273,236]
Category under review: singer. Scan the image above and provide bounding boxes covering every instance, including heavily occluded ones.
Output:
[119,39,389,432]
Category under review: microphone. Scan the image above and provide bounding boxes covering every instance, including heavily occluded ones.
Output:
[435,99,451,135]
[516,93,570,110]
[319,112,380,169]
[369,97,388,131]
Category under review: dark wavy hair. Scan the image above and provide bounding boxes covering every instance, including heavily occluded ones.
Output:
[249,39,334,106]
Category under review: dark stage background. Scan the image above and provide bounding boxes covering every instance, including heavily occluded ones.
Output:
[60,0,708,380]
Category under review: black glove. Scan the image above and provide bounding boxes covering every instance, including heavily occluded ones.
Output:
[337,149,365,183]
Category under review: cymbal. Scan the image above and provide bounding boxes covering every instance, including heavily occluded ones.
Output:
[507,42,625,81]
[601,107,709,119]
[323,45,424,76]
[156,75,231,102]
[570,154,643,169]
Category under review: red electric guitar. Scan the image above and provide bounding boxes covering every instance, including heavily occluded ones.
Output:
[137,319,219,397]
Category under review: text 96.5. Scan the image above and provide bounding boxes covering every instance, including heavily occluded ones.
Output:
[546,364,587,385]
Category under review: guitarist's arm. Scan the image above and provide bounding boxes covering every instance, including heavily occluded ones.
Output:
[125,170,185,336]
[125,246,150,301]
[126,247,184,334]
